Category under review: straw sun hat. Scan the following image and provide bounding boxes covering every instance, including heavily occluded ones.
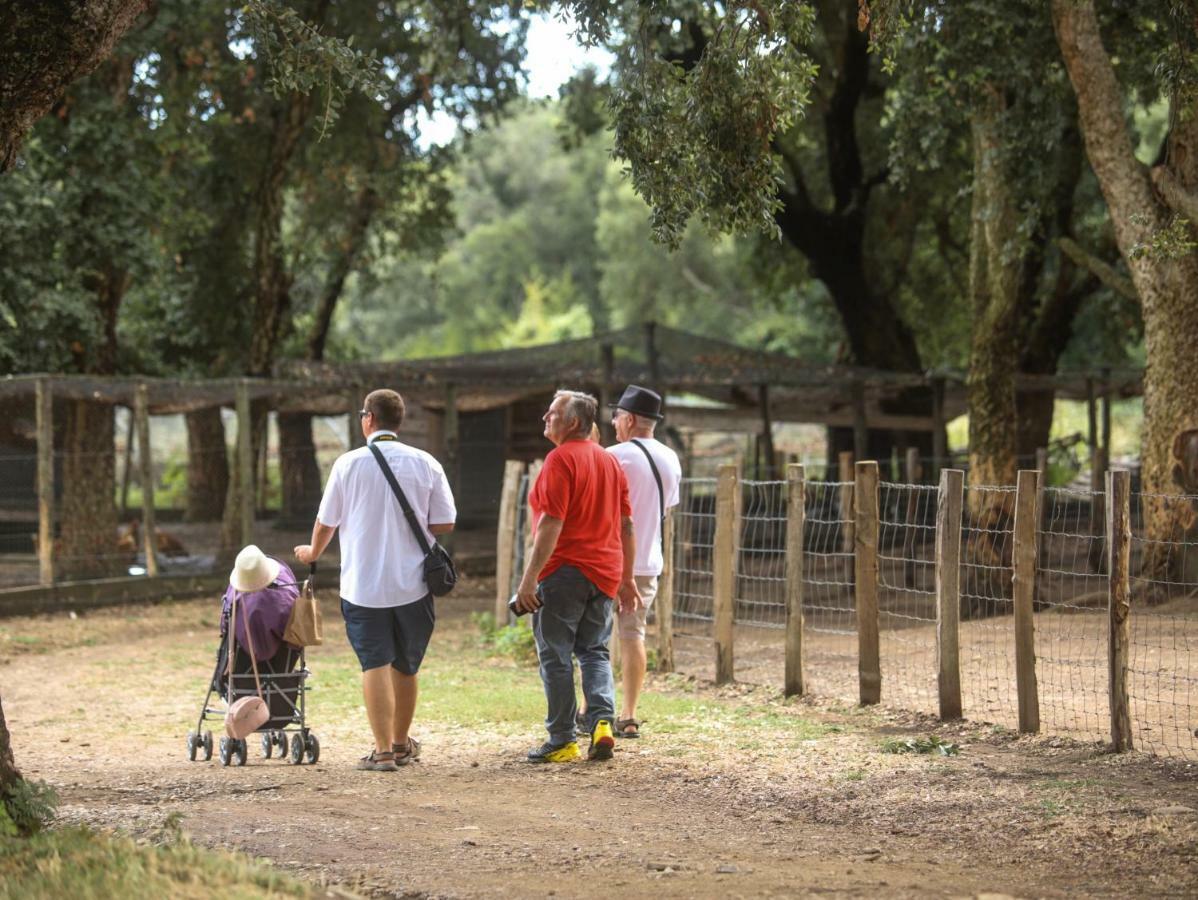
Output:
[229,544,281,593]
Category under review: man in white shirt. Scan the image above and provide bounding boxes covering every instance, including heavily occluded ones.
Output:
[295,389,456,772]
[606,385,681,738]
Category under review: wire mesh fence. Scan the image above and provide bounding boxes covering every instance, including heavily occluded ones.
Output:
[735,480,787,629]
[801,479,858,701]
[673,477,717,624]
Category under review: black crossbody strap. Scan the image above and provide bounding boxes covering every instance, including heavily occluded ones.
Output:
[368,443,432,555]
[629,439,666,552]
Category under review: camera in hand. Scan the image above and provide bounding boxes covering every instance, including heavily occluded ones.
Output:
[507,593,527,617]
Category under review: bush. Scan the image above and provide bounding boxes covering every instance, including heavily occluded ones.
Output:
[1,779,57,836]
[474,611,538,666]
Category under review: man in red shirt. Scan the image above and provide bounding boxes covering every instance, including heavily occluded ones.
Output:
[513,390,640,763]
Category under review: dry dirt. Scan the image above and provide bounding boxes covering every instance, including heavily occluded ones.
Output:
[3,586,1198,899]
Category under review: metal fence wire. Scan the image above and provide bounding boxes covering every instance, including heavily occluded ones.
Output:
[673,477,717,623]
[801,479,858,701]
[735,480,787,629]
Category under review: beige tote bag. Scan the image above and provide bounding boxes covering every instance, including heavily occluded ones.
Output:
[283,565,324,647]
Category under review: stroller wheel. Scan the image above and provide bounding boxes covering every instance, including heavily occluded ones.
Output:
[186,731,198,761]
[202,730,214,761]
[261,733,273,759]
[305,733,320,765]
[219,737,232,766]
[234,738,248,766]
[289,732,305,765]
[277,732,289,760]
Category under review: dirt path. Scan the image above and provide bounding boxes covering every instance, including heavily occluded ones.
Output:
[3,590,1198,898]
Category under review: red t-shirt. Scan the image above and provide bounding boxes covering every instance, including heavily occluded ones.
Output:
[530,438,631,598]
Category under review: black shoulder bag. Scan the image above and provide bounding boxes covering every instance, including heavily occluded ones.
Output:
[368,443,457,597]
[629,438,666,553]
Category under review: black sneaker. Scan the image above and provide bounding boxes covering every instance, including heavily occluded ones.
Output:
[526,740,581,763]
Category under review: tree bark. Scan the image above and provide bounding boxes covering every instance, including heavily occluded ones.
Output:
[1053,0,1198,583]
[58,398,120,579]
[0,693,19,796]
[184,407,228,522]
[0,0,150,171]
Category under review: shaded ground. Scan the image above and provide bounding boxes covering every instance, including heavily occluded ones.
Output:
[2,581,1197,898]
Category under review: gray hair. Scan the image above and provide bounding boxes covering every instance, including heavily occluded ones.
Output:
[554,389,598,437]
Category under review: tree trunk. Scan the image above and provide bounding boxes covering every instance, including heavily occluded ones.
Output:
[277,412,323,526]
[184,407,228,522]
[0,0,150,171]
[1053,0,1198,585]
[58,398,120,580]
[0,693,19,795]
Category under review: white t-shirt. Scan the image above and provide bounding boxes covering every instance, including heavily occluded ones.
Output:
[607,437,682,577]
[317,433,456,608]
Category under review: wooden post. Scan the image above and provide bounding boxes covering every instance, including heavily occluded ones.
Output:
[904,447,921,587]
[935,469,964,720]
[852,381,868,463]
[494,460,524,624]
[118,409,135,518]
[522,459,544,564]
[1107,468,1132,752]
[599,343,615,444]
[931,376,946,478]
[1013,469,1041,734]
[1101,367,1112,468]
[784,464,806,697]
[347,390,365,450]
[644,321,660,392]
[855,461,881,705]
[134,385,159,578]
[657,511,676,673]
[713,464,739,684]
[35,379,54,587]
[443,383,459,491]
[838,451,855,559]
[236,380,254,548]
[1086,377,1099,491]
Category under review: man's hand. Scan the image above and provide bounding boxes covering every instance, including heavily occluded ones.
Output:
[616,578,642,616]
[514,578,541,615]
[294,544,318,565]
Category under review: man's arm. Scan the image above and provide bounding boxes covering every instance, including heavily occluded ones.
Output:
[294,520,336,565]
[616,514,642,614]
[513,514,565,614]
[430,523,455,535]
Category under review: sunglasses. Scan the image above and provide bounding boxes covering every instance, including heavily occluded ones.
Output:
[358,409,370,419]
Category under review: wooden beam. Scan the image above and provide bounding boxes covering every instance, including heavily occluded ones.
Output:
[235,380,254,549]
[134,384,159,578]
[935,469,964,719]
[1013,469,1041,734]
[36,378,54,587]
[494,460,524,624]
[1107,468,1132,751]
[713,464,739,685]
[657,511,676,674]
[855,460,881,705]
[852,381,868,462]
[784,464,806,697]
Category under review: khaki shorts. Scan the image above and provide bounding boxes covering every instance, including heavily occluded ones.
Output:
[617,575,658,641]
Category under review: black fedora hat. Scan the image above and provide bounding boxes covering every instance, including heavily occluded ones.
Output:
[610,384,664,420]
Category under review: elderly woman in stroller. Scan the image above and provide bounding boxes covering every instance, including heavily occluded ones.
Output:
[186,545,320,766]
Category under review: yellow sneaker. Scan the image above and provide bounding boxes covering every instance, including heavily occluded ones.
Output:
[527,740,581,763]
[588,719,615,761]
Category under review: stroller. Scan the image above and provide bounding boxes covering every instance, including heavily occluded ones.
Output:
[186,562,320,767]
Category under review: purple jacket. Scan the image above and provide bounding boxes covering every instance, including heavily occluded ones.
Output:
[221,559,299,661]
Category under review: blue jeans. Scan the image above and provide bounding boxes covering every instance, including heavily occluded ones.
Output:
[532,565,615,744]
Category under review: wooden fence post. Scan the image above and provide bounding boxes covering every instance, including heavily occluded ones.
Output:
[236,380,254,548]
[904,446,922,587]
[657,511,676,673]
[838,450,855,555]
[1013,469,1041,734]
[784,464,806,697]
[36,378,54,587]
[713,464,740,685]
[936,468,964,719]
[855,460,881,705]
[1107,468,1133,752]
[494,460,524,624]
[347,390,365,450]
[134,384,159,578]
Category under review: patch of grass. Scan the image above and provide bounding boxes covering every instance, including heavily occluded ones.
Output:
[881,735,960,756]
[0,826,312,899]
[842,769,866,782]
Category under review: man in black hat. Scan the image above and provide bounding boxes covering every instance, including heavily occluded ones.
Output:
[605,384,681,738]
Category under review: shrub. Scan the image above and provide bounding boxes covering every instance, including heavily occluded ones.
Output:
[1,779,57,836]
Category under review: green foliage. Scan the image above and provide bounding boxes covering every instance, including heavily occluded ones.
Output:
[880,734,960,756]
[0,825,311,899]
[1130,214,1198,261]
[475,611,538,666]
[1,779,57,836]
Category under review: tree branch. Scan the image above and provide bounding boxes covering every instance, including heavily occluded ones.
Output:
[1057,236,1137,300]
[1151,165,1198,224]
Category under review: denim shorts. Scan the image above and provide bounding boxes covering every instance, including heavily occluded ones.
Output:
[341,595,435,674]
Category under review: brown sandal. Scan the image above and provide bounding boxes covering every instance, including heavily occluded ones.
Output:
[391,736,422,765]
[356,750,398,771]
[615,718,642,738]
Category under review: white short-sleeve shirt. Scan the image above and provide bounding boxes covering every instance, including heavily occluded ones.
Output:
[607,437,682,577]
[317,433,456,607]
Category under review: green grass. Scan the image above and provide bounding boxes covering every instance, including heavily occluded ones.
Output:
[0,827,311,900]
